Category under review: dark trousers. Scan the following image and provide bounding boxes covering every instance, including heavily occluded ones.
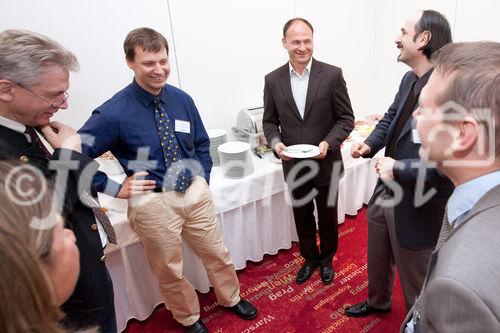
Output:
[62,269,117,332]
[97,272,117,333]
[290,180,339,265]
[367,184,433,311]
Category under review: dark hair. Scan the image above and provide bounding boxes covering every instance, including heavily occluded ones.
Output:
[282,18,314,38]
[123,27,169,61]
[414,10,452,59]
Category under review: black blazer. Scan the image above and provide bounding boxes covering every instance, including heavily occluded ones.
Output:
[263,59,355,187]
[0,124,114,328]
[365,71,454,250]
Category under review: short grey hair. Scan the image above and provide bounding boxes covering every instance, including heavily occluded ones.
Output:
[0,29,79,86]
[432,41,500,157]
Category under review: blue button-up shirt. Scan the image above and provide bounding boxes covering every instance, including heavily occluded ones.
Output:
[79,80,212,196]
[447,170,500,227]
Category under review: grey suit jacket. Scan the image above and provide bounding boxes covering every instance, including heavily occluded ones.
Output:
[262,58,354,187]
[412,184,500,332]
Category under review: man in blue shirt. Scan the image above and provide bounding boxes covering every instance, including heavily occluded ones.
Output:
[79,27,257,333]
[402,41,500,332]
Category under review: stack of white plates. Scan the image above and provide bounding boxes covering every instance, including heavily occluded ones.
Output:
[218,141,254,179]
[207,129,227,166]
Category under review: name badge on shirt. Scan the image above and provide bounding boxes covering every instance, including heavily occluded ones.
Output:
[175,120,190,134]
[412,129,421,144]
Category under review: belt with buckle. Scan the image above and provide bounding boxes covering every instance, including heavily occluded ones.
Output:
[153,187,173,193]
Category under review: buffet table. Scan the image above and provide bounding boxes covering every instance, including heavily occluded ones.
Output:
[101,136,380,332]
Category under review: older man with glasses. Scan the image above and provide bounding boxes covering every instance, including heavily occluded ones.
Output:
[0,29,117,332]
[15,81,69,108]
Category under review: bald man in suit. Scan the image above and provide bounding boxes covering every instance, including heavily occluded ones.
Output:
[263,18,354,286]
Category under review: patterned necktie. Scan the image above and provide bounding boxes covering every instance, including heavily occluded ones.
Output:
[418,208,453,295]
[25,127,117,244]
[403,205,453,328]
[91,206,117,244]
[435,208,454,250]
[153,98,191,193]
[25,126,52,156]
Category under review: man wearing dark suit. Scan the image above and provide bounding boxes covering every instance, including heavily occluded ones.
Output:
[344,10,454,317]
[402,41,500,333]
[0,29,116,331]
[263,18,355,286]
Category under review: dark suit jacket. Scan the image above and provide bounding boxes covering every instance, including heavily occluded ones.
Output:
[0,124,114,328]
[262,59,354,187]
[365,71,453,250]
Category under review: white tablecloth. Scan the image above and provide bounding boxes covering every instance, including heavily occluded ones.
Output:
[102,139,379,332]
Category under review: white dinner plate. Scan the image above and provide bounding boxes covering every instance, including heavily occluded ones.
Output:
[282,144,320,159]
[207,128,227,139]
[218,141,250,154]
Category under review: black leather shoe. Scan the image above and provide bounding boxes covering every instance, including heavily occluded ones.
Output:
[222,299,258,320]
[344,301,390,318]
[185,318,208,333]
[320,264,334,285]
[296,262,319,284]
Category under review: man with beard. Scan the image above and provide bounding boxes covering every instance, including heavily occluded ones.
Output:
[345,10,454,317]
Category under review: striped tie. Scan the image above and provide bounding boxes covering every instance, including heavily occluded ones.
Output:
[402,205,453,329]
[435,208,454,250]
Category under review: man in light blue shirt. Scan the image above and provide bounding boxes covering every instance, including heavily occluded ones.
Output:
[402,41,500,332]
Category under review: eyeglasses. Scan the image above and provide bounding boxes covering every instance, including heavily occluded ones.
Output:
[16,82,69,108]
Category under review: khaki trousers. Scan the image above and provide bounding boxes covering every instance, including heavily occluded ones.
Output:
[128,176,241,326]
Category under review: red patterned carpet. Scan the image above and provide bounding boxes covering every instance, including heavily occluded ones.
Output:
[125,208,406,332]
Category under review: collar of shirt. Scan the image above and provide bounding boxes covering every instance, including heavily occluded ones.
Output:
[447,170,500,227]
[0,115,54,153]
[130,79,168,108]
[411,68,433,97]
[289,58,312,78]
[0,115,26,133]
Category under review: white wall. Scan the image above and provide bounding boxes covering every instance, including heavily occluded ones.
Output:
[372,0,457,115]
[1,0,498,132]
[167,0,295,130]
[1,0,179,128]
[296,0,376,116]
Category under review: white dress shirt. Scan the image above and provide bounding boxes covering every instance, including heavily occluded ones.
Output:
[289,58,312,119]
